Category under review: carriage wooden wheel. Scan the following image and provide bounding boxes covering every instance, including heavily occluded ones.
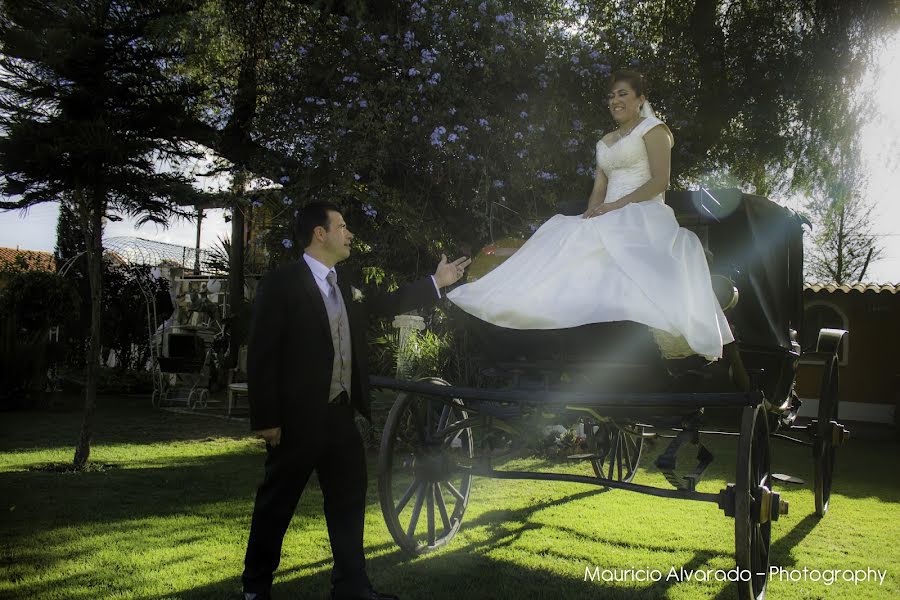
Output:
[588,420,644,483]
[814,354,840,517]
[734,405,774,600]
[378,378,475,555]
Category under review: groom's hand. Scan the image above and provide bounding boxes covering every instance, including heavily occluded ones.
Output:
[433,254,472,288]
[254,427,282,447]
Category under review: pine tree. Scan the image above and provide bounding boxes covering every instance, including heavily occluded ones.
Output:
[0,0,208,469]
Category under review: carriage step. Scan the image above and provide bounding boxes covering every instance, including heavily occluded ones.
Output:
[655,426,713,491]
[772,473,805,485]
[566,453,601,461]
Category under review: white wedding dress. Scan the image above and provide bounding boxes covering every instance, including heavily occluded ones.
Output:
[447,116,734,360]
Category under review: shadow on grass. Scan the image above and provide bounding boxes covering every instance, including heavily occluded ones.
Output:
[0,396,249,452]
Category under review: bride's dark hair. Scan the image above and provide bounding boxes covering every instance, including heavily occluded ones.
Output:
[609,70,645,96]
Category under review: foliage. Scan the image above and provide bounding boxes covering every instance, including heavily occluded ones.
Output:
[0,269,79,406]
[803,191,883,284]
[163,0,897,291]
[102,265,171,371]
[0,269,80,334]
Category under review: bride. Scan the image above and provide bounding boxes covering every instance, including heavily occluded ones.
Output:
[447,70,734,360]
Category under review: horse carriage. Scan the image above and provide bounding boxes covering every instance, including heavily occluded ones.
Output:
[371,189,848,600]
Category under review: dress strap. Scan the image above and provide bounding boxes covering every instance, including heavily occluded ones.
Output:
[636,116,673,147]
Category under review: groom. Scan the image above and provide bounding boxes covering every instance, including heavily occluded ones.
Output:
[242,201,470,600]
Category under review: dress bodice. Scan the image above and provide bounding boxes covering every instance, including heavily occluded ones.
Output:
[596,116,671,204]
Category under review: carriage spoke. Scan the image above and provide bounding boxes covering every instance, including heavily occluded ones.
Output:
[607,433,616,480]
[395,479,419,515]
[616,434,624,480]
[434,481,452,533]
[437,405,451,435]
[426,483,436,546]
[622,434,633,475]
[443,480,465,503]
[406,482,427,538]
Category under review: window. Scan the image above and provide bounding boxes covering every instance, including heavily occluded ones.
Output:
[801,301,849,365]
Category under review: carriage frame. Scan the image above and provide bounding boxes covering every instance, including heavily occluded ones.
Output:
[371,189,849,600]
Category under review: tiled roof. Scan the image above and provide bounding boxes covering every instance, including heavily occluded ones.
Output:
[0,247,56,272]
[804,282,900,294]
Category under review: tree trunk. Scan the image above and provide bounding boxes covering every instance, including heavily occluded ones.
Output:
[73,189,104,470]
[227,173,247,369]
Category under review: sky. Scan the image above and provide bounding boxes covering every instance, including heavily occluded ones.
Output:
[2,34,899,283]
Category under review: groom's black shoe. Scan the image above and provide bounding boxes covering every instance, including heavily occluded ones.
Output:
[331,589,399,600]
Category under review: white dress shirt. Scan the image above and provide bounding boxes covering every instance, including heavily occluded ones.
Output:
[303,253,442,298]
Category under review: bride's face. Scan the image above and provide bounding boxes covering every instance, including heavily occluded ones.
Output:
[607,82,644,123]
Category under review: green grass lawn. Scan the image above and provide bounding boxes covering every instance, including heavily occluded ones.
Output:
[1,397,898,600]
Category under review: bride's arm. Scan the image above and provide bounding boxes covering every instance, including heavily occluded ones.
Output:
[604,125,672,210]
[582,167,608,216]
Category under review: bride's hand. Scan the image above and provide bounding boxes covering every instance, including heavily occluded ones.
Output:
[582,202,617,219]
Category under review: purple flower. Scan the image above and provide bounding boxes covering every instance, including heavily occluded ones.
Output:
[411,115,419,123]
[341,49,351,58]
[358,99,368,108]
[514,132,524,140]
[528,223,539,233]
[430,126,447,146]
[403,30,417,49]
[493,179,504,188]
[282,239,294,249]
[565,138,579,151]
[572,119,583,131]
[571,55,580,64]
[362,34,373,43]
[421,48,437,63]
[538,171,558,181]
[448,107,457,116]
[427,72,441,85]
[589,50,602,60]
[304,96,316,103]
[251,198,263,208]
[362,203,378,217]
[379,34,390,42]
[342,74,359,83]
[408,67,420,77]
[467,154,477,161]
[495,44,505,53]
[519,111,528,119]
[496,13,514,24]
[353,173,361,181]
[516,92,528,101]
[282,195,292,205]
[517,149,528,158]
[447,133,459,142]
[298,46,308,56]
[453,124,468,133]
[279,175,290,184]
[478,2,487,14]
[478,118,490,128]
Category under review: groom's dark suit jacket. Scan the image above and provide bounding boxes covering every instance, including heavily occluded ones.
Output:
[246,259,438,444]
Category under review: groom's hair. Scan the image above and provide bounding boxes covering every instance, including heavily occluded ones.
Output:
[296,201,342,248]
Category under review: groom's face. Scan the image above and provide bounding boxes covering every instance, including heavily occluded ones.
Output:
[320,210,354,263]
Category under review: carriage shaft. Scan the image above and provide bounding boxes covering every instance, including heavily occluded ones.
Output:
[371,375,762,408]
[474,467,722,503]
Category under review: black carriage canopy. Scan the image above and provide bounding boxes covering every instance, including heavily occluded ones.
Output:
[664,189,806,351]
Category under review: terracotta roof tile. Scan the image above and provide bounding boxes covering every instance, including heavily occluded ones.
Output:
[0,247,56,272]
[804,282,900,294]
